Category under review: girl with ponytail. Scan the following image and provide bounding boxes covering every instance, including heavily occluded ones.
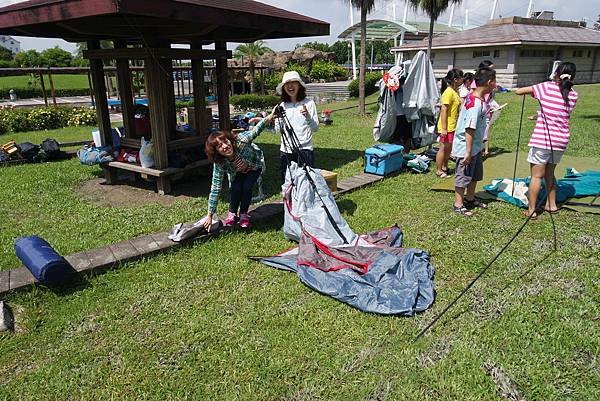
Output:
[515,62,578,219]
[436,68,464,178]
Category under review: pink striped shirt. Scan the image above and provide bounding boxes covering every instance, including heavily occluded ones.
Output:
[529,81,578,151]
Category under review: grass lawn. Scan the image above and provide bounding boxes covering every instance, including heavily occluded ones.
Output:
[0,74,90,91]
[0,85,599,400]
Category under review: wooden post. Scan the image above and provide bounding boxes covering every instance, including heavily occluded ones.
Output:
[39,73,48,106]
[114,40,136,139]
[144,41,176,194]
[191,40,208,143]
[215,41,230,131]
[87,71,95,107]
[47,69,57,105]
[87,40,112,146]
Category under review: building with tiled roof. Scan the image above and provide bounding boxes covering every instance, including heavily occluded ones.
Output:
[391,16,600,87]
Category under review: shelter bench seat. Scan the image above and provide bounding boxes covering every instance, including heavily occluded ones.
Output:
[102,159,210,195]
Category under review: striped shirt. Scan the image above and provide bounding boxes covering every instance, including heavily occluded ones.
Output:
[529,81,578,151]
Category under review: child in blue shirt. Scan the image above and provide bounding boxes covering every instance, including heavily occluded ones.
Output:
[452,67,496,216]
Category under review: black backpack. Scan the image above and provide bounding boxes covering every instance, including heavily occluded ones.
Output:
[18,142,40,162]
[40,138,63,161]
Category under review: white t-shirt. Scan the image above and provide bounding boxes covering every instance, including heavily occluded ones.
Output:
[275,98,319,153]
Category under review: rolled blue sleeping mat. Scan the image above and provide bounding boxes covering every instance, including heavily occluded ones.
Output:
[15,236,74,284]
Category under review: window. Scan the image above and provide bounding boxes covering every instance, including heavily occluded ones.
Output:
[519,49,554,57]
[572,49,584,57]
[473,50,490,58]
[493,50,500,58]
[587,50,592,57]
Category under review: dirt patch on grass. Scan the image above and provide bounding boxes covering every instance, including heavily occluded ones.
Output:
[75,177,210,207]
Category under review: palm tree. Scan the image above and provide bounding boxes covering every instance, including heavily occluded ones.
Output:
[234,41,271,93]
[345,0,377,115]
[408,0,462,58]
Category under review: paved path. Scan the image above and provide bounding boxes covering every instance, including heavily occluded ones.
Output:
[0,173,384,295]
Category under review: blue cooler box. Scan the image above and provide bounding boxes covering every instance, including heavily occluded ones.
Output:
[364,144,404,176]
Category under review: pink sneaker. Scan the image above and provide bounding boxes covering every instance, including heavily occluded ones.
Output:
[223,212,237,226]
[239,213,251,229]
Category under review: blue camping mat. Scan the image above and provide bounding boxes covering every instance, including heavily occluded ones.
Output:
[15,236,74,284]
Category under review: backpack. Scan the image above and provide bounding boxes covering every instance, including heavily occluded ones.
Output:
[40,138,64,161]
[18,142,40,162]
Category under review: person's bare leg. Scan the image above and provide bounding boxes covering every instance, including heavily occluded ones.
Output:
[436,141,447,176]
[527,163,546,217]
[544,163,559,212]
[465,180,477,201]
[443,142,452,172]
[455,186,466,207]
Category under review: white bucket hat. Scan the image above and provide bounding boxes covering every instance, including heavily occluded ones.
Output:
[276,71,306,95]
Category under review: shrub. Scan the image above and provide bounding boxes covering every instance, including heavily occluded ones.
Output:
[285,63,309,80]
[348,72,382,98]
[265,72,284,91]
[0,106,98,134]
[230,94,280,111]
[309,60,348,81]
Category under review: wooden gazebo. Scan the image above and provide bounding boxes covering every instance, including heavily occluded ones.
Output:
[0,0,329,194]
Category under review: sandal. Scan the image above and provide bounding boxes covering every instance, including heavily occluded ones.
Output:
[543,207,560,214]
[436,171,449,178]
[453,205,473,217]
[465,198,488,209]
[523,210,538,220]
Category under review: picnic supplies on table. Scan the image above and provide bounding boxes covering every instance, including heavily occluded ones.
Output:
[364,144,404,176]
[15,236,75,285]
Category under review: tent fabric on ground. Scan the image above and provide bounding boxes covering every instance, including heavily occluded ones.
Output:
[260,225,435,316]
[483,169,600,208]
[266,161,436,315]
[15,236,75,284]
[402,50,440,149]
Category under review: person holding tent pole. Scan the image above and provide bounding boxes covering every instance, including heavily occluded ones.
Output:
[452,67,496,217]
[514,62,578,219]
[275,71,320,181]
[435,68,464,178]
[203,109,276,231]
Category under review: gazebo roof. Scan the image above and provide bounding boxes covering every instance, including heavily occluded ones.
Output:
[0,0,329,43]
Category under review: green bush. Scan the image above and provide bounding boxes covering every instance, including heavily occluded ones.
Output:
[265,72,284,91]
[348,72,382,98]
[230,94,280,111]
[0,106,97,134]
[0,87,90,100]
[309,60,348,81]
[285,63,309,80]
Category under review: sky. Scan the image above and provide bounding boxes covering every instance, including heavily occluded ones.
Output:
[0,0,593,53]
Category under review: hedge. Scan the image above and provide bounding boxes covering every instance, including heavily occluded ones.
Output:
[348,72,382,98]
[230,95,280,111]
[309,60,348,81]
[0,87,90,100]
[0,106,97,134]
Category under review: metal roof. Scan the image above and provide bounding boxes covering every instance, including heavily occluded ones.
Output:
[392,17,600,51]
[338,19,464,42]
[0,0,329,43]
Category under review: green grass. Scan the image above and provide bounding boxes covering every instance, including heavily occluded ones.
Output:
[0,74,90,91]
[0,86,599,400]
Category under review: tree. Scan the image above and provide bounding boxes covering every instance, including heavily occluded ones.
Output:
[408,0,462,58]
[75,40,113,58]
[234,40,272,93]
[299,41,331,52]
[0,46,14,62]
[594,14,600,30]
[40,46,73,67]
[14,49,41,67]
[345,0,377,115]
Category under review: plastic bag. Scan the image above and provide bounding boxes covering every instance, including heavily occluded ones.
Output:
[139,137,155,168]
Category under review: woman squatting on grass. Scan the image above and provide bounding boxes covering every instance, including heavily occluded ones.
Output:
[203,109,276,231]
[515,62,578,220]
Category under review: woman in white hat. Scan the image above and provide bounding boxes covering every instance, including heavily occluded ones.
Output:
[275,70,319,181]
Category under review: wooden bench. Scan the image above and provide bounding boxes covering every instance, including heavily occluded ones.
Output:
[102,159,210,194]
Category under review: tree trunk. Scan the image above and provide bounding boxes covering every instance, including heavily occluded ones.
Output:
[428,16,434,58]
[359,6,367,115]
[249,60,255,94]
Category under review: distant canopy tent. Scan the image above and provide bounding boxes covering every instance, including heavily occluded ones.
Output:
[337,18,464,75]
[0,0,328,194]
